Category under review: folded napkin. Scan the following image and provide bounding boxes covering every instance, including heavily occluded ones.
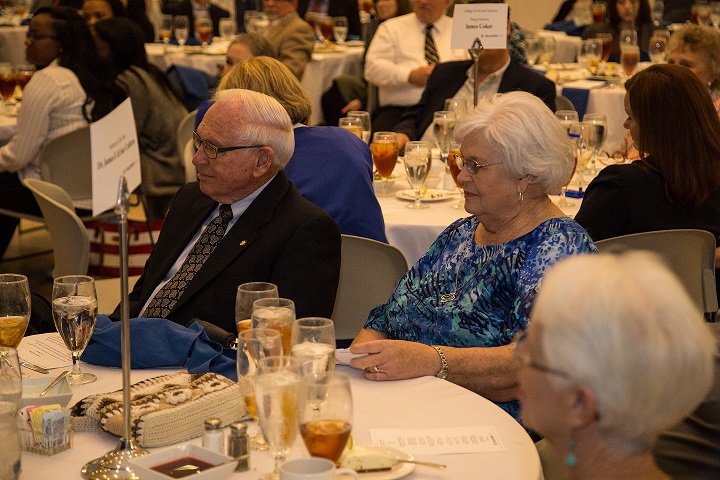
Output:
[561,87,591,118]
[82,315,238,381]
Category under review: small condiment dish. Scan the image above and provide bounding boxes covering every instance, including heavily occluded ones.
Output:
[21,376,72,408]
[128,444,235,480]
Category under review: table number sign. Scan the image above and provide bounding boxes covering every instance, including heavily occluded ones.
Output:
[451,4,509,50]
[90,97,142,216]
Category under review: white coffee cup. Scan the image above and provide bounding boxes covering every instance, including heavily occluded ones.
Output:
[279,457,359,480]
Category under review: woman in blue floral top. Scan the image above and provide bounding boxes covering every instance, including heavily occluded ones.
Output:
[350,92,597,422]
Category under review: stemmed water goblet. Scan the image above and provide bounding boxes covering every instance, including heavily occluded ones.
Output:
[579,38,602,74]
[52,275,98,386]
[174,16,189,47]
[402,141,432,209]
[291,317,335,385]
[252,298,296,357]
[444,98,468,121]
[255,356,303,480]
[298,373,353,465]
[236,281,278,333]
[0,274,30,356]
[432,110,456,191]
[539,36,556,67]
[371,131,398,196]
[448,142,464,209]
[339,117,364,139]
[219,18,236,43]
[582,113,607,173]
[346,110,371,143]
[555,110,579,134]
[159,14,173,52]
[333,16,348,45]
[569,121,597,191]
[237,328,283,451]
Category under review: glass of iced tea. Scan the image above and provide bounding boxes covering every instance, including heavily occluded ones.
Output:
[237,328,283,450]
[196,17,213,47]
[15,64,34,94]
[591,0,607,25]
[0,63,16,113]
[299,373,353,464]
[317,14,334,46]
[252,297,296,355]
[0,274,30,351]
[236,282,278,334]
[338,117,363,139]
[620,44,640,77]
[371,131,398,196]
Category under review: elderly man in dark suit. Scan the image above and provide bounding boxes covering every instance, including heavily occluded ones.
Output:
[112,89,341,334]
[394,26,556,150]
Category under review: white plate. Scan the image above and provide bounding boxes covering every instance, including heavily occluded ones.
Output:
[395,189,456,202]
[349,446,415,480]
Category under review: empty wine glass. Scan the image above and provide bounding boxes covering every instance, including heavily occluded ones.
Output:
[174,15,189,46]
[448,142,464,209]
[432,110,456,191]
[219,17,236,43]
[578,38,603,74]
[291,317,335,383]
[652,0,664,26]
[52,275,98,386]
[236,282,278,334]
[333,16,348,45]
[619,28,637,45]
[0,274,30,352]
[371,131,398,196]
[252,298,296,356]
[237,328,283,450]
[255,356,302,480]
[444,98,468,120]
[159,14,173,51]
[523,35,541,66]
[582,113,607,174]
[346,110,371,143]
[298,373,353,464]
[402,141,432,209]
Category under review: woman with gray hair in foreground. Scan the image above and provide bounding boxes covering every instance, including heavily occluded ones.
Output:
[351,91,597,423]
[517,252,716,480]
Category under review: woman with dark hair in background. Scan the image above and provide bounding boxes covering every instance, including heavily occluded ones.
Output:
[94,17,187,219]
[82,0,154,41]
[582,0,653,62]
[0,6,124,259]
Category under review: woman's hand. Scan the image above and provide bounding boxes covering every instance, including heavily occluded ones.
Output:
[349,339,441,381]
[340,99,363,115]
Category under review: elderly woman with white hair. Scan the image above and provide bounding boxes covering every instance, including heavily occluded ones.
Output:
[517,252,716,480]
[350,91,597,422]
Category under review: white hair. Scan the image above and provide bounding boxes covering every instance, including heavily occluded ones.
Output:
[213,88,295,167]
[454,92,574,194]
[531,252,716,452]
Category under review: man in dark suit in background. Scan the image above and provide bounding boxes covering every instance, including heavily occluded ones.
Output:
[112,89,341,334]
[161,0,230,39]
[296,0,361,38]
[393,22,556,150]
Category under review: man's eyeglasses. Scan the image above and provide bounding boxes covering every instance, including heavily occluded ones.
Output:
[193,130,263,159]
[513,331,571,379]
[25,30,58,41]
[454,153,501,175]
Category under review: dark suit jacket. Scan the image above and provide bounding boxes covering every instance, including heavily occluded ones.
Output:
[297,0,362,38]
[111,171,341,333]
[161,0,230,38]
[394,59,557,141]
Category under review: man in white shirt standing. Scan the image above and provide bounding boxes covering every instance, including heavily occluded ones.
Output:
[364,0,468,132]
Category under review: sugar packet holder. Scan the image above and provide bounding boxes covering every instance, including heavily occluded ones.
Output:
[17,405,73,455]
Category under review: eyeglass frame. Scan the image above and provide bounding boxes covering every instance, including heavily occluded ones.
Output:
[454,152,502,175]
[512,330,571,379]
[193,130,264,159]
[25,30,58,41]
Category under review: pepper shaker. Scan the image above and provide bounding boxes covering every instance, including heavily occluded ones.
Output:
[227,422,250,472]
[202,418,224,454]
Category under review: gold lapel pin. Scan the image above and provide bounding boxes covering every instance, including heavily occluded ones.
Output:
[239,240,247,246]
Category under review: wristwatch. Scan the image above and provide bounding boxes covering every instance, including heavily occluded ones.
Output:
[432,345,448,379]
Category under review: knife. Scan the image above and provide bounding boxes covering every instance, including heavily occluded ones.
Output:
[20,360,49,374]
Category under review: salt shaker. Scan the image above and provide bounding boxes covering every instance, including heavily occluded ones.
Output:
[227,422,250,472]
[202,418,224,454]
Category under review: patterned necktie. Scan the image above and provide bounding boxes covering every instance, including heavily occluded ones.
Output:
[425,24,439,65]
[143,204,233,319]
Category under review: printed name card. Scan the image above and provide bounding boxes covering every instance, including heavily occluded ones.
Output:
[451,3,508,50]
[90,97,142,216]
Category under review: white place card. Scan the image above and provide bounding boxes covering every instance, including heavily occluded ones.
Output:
[451,4,509,50]
[90,98,142,216]
[17,333,73,370]
[369,426,506,455]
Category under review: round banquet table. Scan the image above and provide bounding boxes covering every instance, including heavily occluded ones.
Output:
[20,362,542,480]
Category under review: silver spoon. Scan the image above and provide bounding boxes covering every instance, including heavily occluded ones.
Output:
[39,371,69,397]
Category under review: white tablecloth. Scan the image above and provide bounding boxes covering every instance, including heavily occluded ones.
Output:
[20,362,542,479]
[0,25,27,65]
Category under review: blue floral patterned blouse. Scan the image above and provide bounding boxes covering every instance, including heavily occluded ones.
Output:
[365,215,597,421]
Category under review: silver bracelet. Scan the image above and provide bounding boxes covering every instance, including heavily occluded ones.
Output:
[432,345,448,379]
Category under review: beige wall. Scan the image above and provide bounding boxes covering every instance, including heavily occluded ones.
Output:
[507,0,565,32]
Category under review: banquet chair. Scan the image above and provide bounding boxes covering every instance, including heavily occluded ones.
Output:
[555,94,576,112]
[176,110,197,183]
[22,178,89,278]
[594,229,719,320]
[332,235,408,346]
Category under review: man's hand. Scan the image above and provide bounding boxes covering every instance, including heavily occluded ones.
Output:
[408,64,435,87]
[397,133,411,151]
[341,99,363,114]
